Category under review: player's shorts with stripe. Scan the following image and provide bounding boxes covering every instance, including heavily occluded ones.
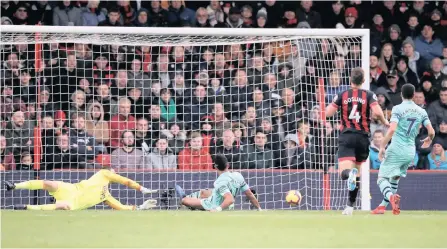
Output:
[200,195,235,211]
[379,146,414,178]
[200,195,219,211]
[48,181,79,209]
[337,132,370,163]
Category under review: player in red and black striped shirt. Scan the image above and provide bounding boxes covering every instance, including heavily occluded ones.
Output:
[325,68,389,215]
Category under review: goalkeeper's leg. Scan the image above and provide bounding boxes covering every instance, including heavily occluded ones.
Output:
[6,181,79,210]
[105,195,157,210]
[24,201,72,211]
[5,180,60,192]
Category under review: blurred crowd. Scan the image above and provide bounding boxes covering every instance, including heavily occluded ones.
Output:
[0,0,446,171]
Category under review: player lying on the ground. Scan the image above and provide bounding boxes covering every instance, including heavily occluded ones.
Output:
[325,67,389,215]
[175,154,262,212]
[372,84,435,215]
[4,167,158,211]
[174,187,258,210]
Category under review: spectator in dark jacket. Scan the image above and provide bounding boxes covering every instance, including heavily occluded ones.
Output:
[146,0,168,27]
[370,55,387,92]
[4,111,33,156]
[430,9,447,41]
[11,3,30,25]
[428,88,447,132]
[118,0,136,26]
[379,0,406,29]
[396,56,419,88]
[134,117,152,156]
[383,24,403,56]
[0,135,16,170]
[44,133,82,169]
[210,129,247,169]
[246,130,274,169]
[335,7,365,29]
[279,4,299,28]
[420,73,440,105]
[240,5,254,27]
[414,90,427,109]
[53,0,83,26]
[401,13,422,40]
[376,70,405,106]
[163,123,186,155]
[167,0,196,27]
[296,0,321,28]
[375,87,393,121]
[215,7,247,28]
[1,0,16,21]
[428,58,447,89]
[30,1,52,25]
[321,1,344,28]
[98,6,121,26]
[68,113,97,163]
[184,85,212,130]
[277,133,312,169]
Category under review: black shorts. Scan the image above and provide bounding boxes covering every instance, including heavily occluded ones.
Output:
[338,132,370,164]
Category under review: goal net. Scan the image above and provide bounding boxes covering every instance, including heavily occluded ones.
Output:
[0,26,370,211]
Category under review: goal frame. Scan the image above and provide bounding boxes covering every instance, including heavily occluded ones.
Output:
[1,25,371,211]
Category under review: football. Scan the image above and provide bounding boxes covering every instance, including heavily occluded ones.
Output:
[285,190,302,206]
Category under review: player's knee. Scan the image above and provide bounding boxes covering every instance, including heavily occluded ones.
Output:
[55,202,71,210]
[200,189,212,198]
[181,197,188,206]
[377,177,387,185]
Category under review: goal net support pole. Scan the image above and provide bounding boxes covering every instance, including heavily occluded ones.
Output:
[1,25,371,211]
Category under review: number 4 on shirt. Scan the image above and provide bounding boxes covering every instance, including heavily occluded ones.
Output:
[349,104,361,123]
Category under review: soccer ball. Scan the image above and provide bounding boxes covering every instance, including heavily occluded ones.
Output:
[285,190,302,206]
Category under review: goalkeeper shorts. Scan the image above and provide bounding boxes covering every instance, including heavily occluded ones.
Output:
[49,181,79,209]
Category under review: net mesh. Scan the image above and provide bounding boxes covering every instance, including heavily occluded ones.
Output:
[0,30,364,210]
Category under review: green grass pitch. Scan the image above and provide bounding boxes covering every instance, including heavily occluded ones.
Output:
[2,210,446,248]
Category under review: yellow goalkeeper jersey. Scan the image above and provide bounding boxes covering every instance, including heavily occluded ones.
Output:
[53,170,141,210]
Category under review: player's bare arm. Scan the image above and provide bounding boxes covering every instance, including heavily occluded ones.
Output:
[379,122,398,161]
[325,104,338,118]
[244,189,262,211]
[371,104,390,127]
[211,192,234,212]
[421,123,436,148]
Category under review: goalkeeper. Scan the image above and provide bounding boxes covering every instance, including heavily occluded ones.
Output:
[175,154,261,212]
[4,164,157,211]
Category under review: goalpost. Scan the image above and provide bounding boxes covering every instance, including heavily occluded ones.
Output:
[0,25,370,211]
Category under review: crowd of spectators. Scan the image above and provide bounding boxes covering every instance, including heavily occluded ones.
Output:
[1,0,447,171]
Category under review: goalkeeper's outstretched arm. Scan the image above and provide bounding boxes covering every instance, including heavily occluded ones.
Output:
[102,170,157,194]
[244,189,262,211]
[105,195,136,210]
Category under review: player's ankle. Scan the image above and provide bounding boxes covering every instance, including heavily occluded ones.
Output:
[340,169,350,180]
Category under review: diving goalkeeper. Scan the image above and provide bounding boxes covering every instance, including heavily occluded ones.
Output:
[5,166,157,211]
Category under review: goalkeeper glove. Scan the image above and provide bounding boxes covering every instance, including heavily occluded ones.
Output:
[137,199,157,210]
[140,187,158,194]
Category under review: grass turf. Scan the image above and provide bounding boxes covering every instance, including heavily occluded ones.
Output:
[1,210,446,248]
